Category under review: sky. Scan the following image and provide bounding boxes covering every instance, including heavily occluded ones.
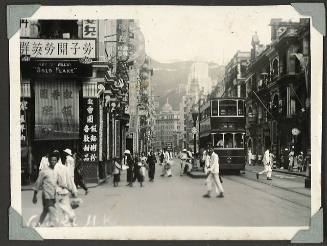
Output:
[138,6,302,64]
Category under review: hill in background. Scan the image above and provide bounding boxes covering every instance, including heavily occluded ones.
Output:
[150,59,225,111]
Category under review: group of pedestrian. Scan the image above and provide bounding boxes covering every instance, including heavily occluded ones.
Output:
[113,150,158,187]
[33,148,85,227]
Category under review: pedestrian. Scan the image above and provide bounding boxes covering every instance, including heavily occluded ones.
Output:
[62,148,77,193]
[54,151,78,226]
[203,144,224,198]
[147,151,156,182]
[180,149,188,176]
[247,149,253,166]
[297,151,304,172]
[124,150,134,187]
[32,151,59,227]
[138,156,147,187]
[159,150,164,166]
[113,157,122,187]
[160,148,172,177]
[39,152,49,171]
[288,147,295,171]
[256,145,272,180]
[74,153,89,195]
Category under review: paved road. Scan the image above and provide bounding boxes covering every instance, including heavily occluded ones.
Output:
[21,158,311,227]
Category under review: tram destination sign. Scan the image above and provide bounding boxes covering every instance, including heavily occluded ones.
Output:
[29,60,92,78]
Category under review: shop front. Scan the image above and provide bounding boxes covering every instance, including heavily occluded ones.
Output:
[20,37,99,183]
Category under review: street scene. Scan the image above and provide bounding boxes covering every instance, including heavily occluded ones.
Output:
[18,9,311,229]
[22,158,310,226]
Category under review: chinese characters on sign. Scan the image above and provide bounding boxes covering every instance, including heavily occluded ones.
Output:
[20,39,96,59]
[82,98,99,163]
[117,20,130,61]
[20,99,29,145]
[83,20,98,38]
[34,81,79,140]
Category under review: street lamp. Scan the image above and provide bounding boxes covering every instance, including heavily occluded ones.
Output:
[191,109,198,155]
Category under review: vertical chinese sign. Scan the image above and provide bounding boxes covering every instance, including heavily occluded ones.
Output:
[117,20,130,61]
[20,99,29,146]
[81,98,99,165]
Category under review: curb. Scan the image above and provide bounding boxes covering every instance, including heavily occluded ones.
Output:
[21,177,110,191]
[272,169,306,177]
[187,172,206,179]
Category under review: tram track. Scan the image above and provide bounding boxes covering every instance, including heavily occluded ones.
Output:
[223,175,311,209]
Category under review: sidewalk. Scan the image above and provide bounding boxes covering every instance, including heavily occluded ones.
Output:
[21,177,109,191]
[246,165,307,177]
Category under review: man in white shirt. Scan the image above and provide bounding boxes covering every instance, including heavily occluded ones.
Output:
[256,146,272,180]
[203,144,224,198]
[54,150,78,226]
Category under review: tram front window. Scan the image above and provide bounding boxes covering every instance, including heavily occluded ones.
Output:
[238,100,244,115]
[212,100,218,116]
[234,133,244,148]
[219,100,237,116]
[215,134,224,148]
[224,133,233,148]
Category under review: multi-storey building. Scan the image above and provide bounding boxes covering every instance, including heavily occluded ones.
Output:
[223,51,251,98]
[154,100,182,152]
[245,18,310,166]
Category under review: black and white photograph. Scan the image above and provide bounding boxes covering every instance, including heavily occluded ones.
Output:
[8,4,323,240]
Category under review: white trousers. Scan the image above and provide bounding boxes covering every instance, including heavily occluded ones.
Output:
[206,173,224,194]
[259,165,272,178]
[161,162,172,176]
[56,194,75,226]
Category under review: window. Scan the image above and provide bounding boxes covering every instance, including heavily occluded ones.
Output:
[234,134,244,148]
[212,100,218,116]
[224,133,233,148]
[219,100,237,116]
[215,134,224,148]
[238,100,244,115]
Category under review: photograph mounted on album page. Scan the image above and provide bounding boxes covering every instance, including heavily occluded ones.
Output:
[8,3,324,242]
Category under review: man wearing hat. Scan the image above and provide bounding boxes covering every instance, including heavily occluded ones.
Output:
[203,143,224,198]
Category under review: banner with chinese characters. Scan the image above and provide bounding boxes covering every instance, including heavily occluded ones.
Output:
[83,20,98,38]
[20,39,96,59]
[81,98,99,163]
[34,80,79,140]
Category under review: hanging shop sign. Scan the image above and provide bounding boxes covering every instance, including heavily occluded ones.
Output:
[117,20,130,61]
[34,81,80,140]
[29,60,92,78]
[20,39,96,59]
[83,20,98,38]
[81,98,99,163]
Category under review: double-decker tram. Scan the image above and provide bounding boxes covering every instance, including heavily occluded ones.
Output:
[199,98,246,173]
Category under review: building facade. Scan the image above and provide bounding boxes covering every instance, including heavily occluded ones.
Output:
[154,100,182,152]
[245,18,310,166]
[20,19,147,184]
